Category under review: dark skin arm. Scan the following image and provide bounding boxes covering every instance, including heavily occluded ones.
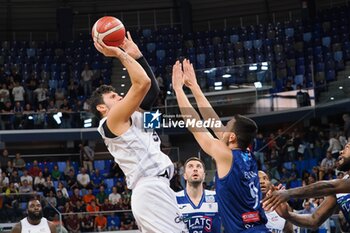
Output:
[11,223,21,233]
[263,178,350,211]
[275,195,338,230]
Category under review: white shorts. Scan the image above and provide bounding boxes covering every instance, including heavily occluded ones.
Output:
[131,176,188,233]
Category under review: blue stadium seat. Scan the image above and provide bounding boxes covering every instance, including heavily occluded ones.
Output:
[57,161,66,173]
[230,34,239,43]
[322,37,331,47]
[105,178,114,189]
[94,160,105,171]
[285,28,294,38]
[303,32,312,42]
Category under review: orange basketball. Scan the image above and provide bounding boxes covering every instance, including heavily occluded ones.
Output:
[92,16,126,47]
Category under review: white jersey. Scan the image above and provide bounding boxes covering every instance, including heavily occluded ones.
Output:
[265,210,286,233]
[20,217,51,233]
[97,111,174,189]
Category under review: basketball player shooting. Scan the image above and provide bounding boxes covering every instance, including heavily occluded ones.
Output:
[90,34,188,232]
[11,199,56,233]
[172,59,269,233]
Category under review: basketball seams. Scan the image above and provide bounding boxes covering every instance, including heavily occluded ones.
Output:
[98,24,125,41]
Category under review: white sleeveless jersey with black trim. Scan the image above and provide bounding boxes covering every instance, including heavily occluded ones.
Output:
[265,210,286,233]
[97,111,174,189]
[336,174,350,224]
[20,217,51,233]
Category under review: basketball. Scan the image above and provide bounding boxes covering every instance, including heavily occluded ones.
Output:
[92,16,126,47]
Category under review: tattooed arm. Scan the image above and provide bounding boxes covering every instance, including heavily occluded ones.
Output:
[263,179,350,211]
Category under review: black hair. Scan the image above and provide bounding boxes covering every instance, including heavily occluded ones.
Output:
[89,85,116,119]
[230,114,258,150]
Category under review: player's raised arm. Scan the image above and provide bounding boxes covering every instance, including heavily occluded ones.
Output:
[275,195,338,230]
[120,31,160,111]
[183,59,225,139]
[93,41,150,134]
[262,178,350,211]
[172,60,231,169]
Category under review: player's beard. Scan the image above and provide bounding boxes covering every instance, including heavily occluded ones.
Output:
[28,210,43,222]
[338,156,350,172]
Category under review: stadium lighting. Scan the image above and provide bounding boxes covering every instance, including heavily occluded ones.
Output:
[204,68,216,73]
[122,75,126,79]
[122,68,126,70]
[214,81,223,86]
[254,82,262,88]
[214,86,223,90]
[262,62,268,66]
[121,84,125,87]
[249,65,257,71]
[330,97,335,100]
[222,74,231,78]
[261,66,268,71]
[339,86,343,90]
[120,93,124,96]
[28,116,33,120]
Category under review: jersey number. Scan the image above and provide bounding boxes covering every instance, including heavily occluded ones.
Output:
[249,182,259,209]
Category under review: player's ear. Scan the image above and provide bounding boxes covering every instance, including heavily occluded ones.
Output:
[228,132,236,143]
[96,104,106,114]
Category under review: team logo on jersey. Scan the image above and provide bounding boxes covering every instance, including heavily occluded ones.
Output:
[143,110,162,129]
[205,195,215,203]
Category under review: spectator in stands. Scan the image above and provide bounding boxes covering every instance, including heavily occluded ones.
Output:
[76,167,92,190]
[51,165,61,181]
[3,184,22,222]
[13,101,24,129]
[319,151,336,180]
[94,213,107,232]
[86,199,100,213]
[115,181,125,194]
[0,83,10,110]
[59,98,72,128]
[28,160,41,177]
[327,131,342,158]
[0,149,11,170]
[45,190,58,210]
[54,88,65,108]
[10,170,21,187]
[64,211,80,233]
[81,213,94,232]
[109,186,122,206]
[96,185,108,207]
[108,162,124,178]
[62,202,73,214]
[101,198,114,212]
[82,188,96,205]
[343,114,350,142]
[107,212,121,230]
[0,171,9,189]
[63,160,75,179]
[296,84,311,107]
[299,201,317,233]
[91,169,104,188]
[1,100,14,130]
[66,169,78,190]
[18,179,33,198]
[43,166,51,179]
[73,200,85,213]
[43,177,56,196]
[33,171,45,191]
[79,142,94,172]
[81,64,94,97]
[56,190,68,212]
[57,181,69,199]
[20,169,33,185]
[67,79,79,101]
[69,188,82,208]
[120,212,135,230]
[12,81,25,106]
[33,83,48,108]
[13,153,25,171]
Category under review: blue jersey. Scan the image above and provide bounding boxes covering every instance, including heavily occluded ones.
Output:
[215,149,269,233]
[336,175,350,224]
[176,189,221,233]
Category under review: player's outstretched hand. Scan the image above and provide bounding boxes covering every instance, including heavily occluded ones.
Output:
[119,31,143,59]
[172,60,184,92]
[94,40,124,58]
[183,59,198,89]
[262,189,290,211]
